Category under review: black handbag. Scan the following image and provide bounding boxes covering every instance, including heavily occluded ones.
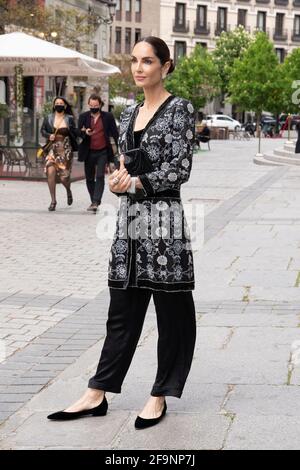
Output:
[113,147,153,176]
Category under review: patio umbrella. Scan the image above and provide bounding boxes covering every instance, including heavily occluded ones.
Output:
[0,32,121,76]
[0,32,121,143]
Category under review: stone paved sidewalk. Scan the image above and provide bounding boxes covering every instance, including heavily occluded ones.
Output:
[1,138,300,450]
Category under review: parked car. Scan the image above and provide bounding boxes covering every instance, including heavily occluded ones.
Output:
[260,115,276,127]
[204,114,242,131]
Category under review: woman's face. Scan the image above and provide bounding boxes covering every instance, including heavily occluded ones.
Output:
[131,42,170,89]
[54,99,66,109]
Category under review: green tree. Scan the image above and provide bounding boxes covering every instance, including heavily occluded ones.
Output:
[213,25,253,97]
[280,48,300,115]
[1,1,97,54]
[228,32,280,144]
[165,44,220,112]
[265,62,287,133]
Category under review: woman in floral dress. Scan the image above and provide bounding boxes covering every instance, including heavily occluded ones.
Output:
[41,97,78,211]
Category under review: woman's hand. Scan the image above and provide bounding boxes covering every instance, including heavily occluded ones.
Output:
[49,134,55,141]
[108,155,132,193]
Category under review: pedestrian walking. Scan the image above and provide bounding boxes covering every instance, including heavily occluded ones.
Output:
[77,94,119,213]
[41,97,78,211]
[295,121,300,153]
[47,36,196,429]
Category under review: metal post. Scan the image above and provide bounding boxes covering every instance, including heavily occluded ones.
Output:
[35,117,39,147]
[288,113,291,142]
[6,117,10,146]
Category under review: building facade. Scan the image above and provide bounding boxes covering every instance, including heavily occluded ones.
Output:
[45,0,116,112]
[161,0,300,65]
[109,0,160,55]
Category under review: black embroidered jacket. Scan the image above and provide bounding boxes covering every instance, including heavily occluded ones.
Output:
[108,95,196,292]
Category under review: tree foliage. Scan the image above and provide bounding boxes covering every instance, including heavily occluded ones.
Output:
[165,44,220,111]
[107,54,139,100]
[280,48,300,114]
[213,25,253,95]
[228,32,280,121]
[0,0,97,54]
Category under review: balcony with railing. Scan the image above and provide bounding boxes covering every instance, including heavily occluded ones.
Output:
[273,28,288,41]
[194,21,210,36]
[215,23,230,36]
[256,0,270,3]
[292,29,300,41]
[274,0,289,6]
[237,25,251,32]
[293,0,300,6]
[254,27,270,37]
[173,19,190,34]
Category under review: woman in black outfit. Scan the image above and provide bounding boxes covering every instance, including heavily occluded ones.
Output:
[295,121,300,153]
[41,97,78,211]
[47,37,196,429]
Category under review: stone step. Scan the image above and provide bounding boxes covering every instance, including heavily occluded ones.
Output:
[253,155,285,166]
[262,151,300,165]
[273,148,300,158]
[284,142,296,152]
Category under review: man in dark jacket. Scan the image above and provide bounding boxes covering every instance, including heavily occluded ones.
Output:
[78,94,119,212]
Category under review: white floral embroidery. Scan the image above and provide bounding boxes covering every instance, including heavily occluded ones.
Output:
[165,134,173,143]
[116,264,127,278]
[144,240,153,253]
[161,162,170,171]
[146,264,155,279]
[174,266,183,280]
[173,240,184,254]
[186,129,193,140]
[172,140,181,156]
[181,158,190,168]
[168,172,178,182]
[157,255,168,266]
[147,145,159,161]
[114,240,127,254]
[155,201,168,211]
[155,226,168,238]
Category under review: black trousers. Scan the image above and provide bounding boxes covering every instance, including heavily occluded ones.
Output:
[88,286,196,398]
[84,148,108,204]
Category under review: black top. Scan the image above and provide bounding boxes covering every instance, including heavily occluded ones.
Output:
[54,127,69,137]
[133,128,144,147]
[41,114,78,151]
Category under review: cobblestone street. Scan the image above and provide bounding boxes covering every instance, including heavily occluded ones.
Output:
[1,138,300,449]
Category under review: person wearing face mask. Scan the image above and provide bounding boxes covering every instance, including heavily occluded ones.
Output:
[77,94,119,212]
[41,96,78,211]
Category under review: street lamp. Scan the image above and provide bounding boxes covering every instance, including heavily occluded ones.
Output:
[38,31,58,42]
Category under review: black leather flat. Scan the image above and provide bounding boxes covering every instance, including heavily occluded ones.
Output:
[47,395,108,421]
[134,401,167,429]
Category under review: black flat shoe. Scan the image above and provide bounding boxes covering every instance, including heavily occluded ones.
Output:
[48,201,57,211]
[47,395,108,421]
[67,190,73,206]
[134,401,167,429]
